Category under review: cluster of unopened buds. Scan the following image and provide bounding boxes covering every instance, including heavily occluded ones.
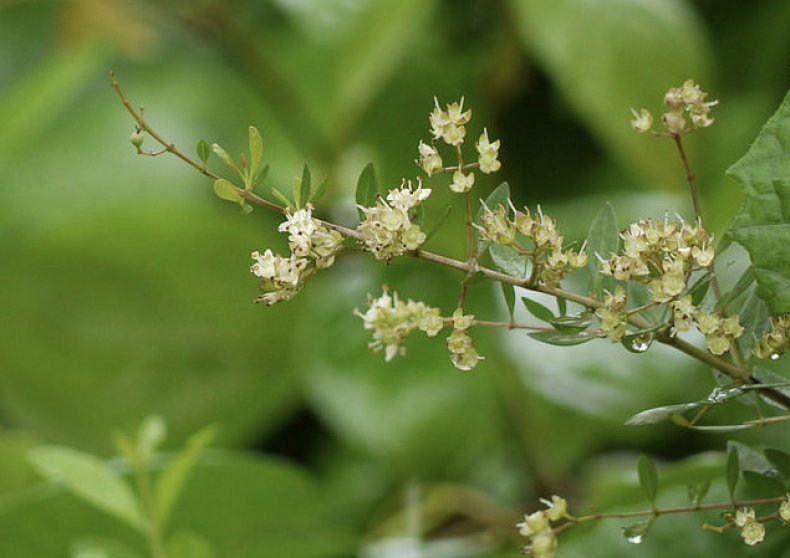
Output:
[251,204,343,305]
[476,203,588,286]
[417,97,501,192]
[516,496,568,558]
[356,289,482,370]
[752,314,790,360]
[630,79,717,134]
[595,286,629,342]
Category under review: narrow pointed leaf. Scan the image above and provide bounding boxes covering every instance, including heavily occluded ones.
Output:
[522,296,556,323]
[500,283,516,322]
[300,164,312,209]
[355,163,379,217]
[311,178,328,205]
[248,126,263,179]
[637,454,658,505]
[270,187,293,209]
[528,330,595,346]
[155,425,217,529]
[726,445,740,499]
[625,402,701,425]
[196,140,211,164]
[29,446,145,532]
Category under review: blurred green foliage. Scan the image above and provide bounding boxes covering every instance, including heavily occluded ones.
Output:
[1,0,789,556]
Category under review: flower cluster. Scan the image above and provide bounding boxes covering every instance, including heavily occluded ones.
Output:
[595,286,628,342]
[598,216,713,303]
[357,180,430,261]
[516,496,568,558]
[734,508,765,546]
[446,308,483,371]
[250,250,308,305]
[251,205,343,305]
[694,309,744,355]
[476,203,587,286]
[753,314,790,360]
[668,295,743,354]
[430,97,471,146]
[416,98,501,194]
[630,79,717,134]
[278,205,343,268]
[356,287,444,361]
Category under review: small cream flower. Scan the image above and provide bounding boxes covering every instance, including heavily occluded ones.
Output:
[476,128,502,174]
[450,170,475,193]
[629,108,653,133]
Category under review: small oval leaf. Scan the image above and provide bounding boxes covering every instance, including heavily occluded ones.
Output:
[213,179,243,203]
[527,330,595,346]
[248,126,263,178]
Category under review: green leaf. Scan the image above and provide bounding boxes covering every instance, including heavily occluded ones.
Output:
[637,454,658,505]
[196,140,211,165]
[736,289,770,357]
[522,297,556,323]
[270,187,293,209]
[726,444,740,499]
[727,90,790,314]
[549,313,591,333]
[253,164,270,188]
[166,531,215,558]
[764,448,790,479]
[625,402,701,426]
[299,165,312,209]
[557,296,567,316]
[528,330,595,346]
[715,267,754,312]
[70,537,144,558]
[742,470,786,497]
[311,178,328,205]
[355,163,379,217]
[500,283,516,322]
[685,424,754,433]
[212,179,243,203]
[248,126,264,180]
[585,202,619,297]
[210,144,240,175]
[155,425,217,529]
[474,182,510,255]
[687,480,710,506]
[621,517,655,544]
[507,0,710,186]
[489,243,527,277]
[686,272,712,306]
[28,446,145,532]
[136,415,166,463]
[751,367,790,409]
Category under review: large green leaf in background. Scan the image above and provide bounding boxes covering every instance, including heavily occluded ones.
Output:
[506,0,711,187]
[727,90,790,314]
[0,451,355,558]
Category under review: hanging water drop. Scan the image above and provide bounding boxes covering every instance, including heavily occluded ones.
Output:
[625,533,644,545]
[630,333,653,353]
[770,352,781,361]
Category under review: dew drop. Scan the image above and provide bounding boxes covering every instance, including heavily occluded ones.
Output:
[770,353,781,361]
[625,534,644,545]
[629,333,653,353]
